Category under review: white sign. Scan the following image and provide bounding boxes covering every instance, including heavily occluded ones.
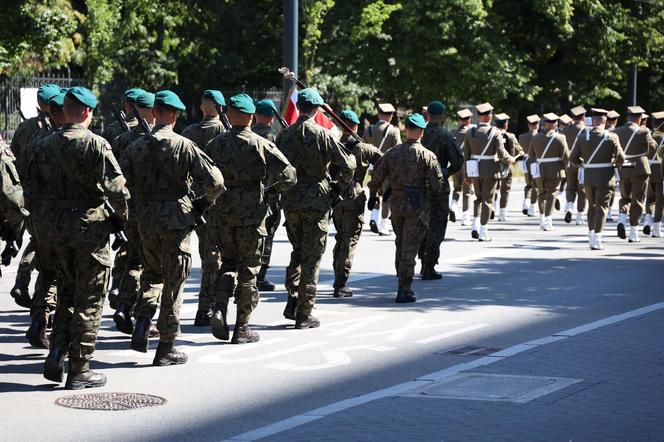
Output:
[20,88,39,118]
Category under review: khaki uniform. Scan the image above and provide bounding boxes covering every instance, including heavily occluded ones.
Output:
[562,123,587,212]
[122,124,224,343]
[450,125,474,212]
[498,131,524,209]
[614,122,657,225]
[368,140,443,292]
[646,132,664,223]
[0,145,28,272]
[519,130,539,207]
[364,120,401,220]
[527,130,569,217]
[570,127,625,233]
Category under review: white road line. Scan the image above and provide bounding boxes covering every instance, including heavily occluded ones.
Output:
[221,300,664,442]
[413,323,490,344]
[265,345,394,371]
[199,340,326,365]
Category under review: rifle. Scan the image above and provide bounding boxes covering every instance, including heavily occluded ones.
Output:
[112,101,131,132]
[104,200,128,251]
[275,112,289,129]
[131,105,151,134]
[214,105,232,131]
[36,107,54,132]
[18,109,26,121]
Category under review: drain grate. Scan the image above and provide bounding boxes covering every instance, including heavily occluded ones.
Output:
[55,392,167,411]
[437,346,503,357]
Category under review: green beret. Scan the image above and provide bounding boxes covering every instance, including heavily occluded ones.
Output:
[297,88,324,107]
[228,93,256,114]
[255,99,278,117]
[66,86,98,109]
[154,90,186,111]
[405,113,426,129]
[203,89,226,107]
[341,109,360,125]
[48,91,66,109]
[37,84,61,103]
[136,91,155,109]
[427,101,446,115]
[124,88,145,103]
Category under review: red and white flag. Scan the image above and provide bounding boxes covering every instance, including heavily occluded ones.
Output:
[282,87,338,134]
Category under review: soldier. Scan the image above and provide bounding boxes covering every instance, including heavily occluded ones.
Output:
[333,110,382,297]
[419,101,463,279]
[101,87,143,143]
[570,108,625,250]
[205,94,296,343]
[562,106,588,225]
[614,106,657,242]
[27,87,129,389]
[111,91,155,335]
[450,108,474,225]
[463,103,515,241]
[368,113,443,302]
[122,90,224,365]
[9,83,60,308]
[528,113,569,231]
[519,115,541,217]
[494,113,523,222]
[181,90,226,326]
[252,99,282,292]
[643,111,664,237]
[364,103,401,236]
[606,110,620,221]
[277,88,355,328]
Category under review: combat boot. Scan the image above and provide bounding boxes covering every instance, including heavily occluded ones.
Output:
[108,279,120,309]
[369,219,379,234]
[257,266,276,291]
[130,316,151,353]
[10,282,31,309]
[617,213,627,239]
[113,303,133,335]
[395,289,416,303]
[194,309,211,327]
[65,370,107,390]
[333,286,353,298]
[231,324,260,344]
[26,312,49,348]
[295,311,320,329]
[421,264,442,280]
[283,295,297,321]
[149,322,159,338]
[153,342,188,366]
[211,303,229,341]
[43,347,66,383]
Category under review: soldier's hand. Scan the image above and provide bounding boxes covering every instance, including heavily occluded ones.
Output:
[367,192,379,210]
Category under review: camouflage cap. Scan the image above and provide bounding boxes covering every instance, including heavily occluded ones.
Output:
[37,84,61,103]
[136,91,155,109]
[340,109,360,125]
[297,88,324,107]
[456,108,473,119]
[203,89,226,107]
[569,106,586,118]
[427,101,446,115]
[405,113,426,129]
[255,99,278,117]
[155,90,186,111]
[124,88,145,103]
[66,86,98,109]
[229,93,256,114]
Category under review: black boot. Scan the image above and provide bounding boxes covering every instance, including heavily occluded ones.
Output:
[617,222,626,239]
[153,342,188,366]
[26,313,49,348]
[130,316,151,353]
[148,322,160,338]
[283,296,297,321]
[295,311,320,329]
[10,283,31,309]
[65,370,107,390]
[43,347,66,383]
[257,266,276,291]
[194,309,211,327]
[113,303,133,335]
[369,219,379,234]
[333,286,353,298]
[421,264,443,281]
[108,284,119,310]
[211,303,229,341]
[231,324,260,344]
[395,289,417,303]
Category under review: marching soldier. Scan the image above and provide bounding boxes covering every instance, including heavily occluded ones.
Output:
[277,88,355,328]
[30,87,129,389]
[606,110,620,221]
[333,110,382,297]
[419,101,463,279]
[494,113,523,222]
[205,94,296,343]
[450,108,474,225]
[252,99,282,292]
[122,90,225,365]
[528,113,569,231]
[368,113,443,302]
[463,103,515,241]
[101,87,143,143]
[181,90,226,326]
[570,108,625,250]
[614,106,657,242]
[364,103,401,236]
[562,106,588,225]
[643,111,664,237]
[519,115,541,217]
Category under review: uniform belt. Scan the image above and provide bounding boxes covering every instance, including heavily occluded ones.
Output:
[625,153,645,159]
[139,193,187,202]
[471,154,497,161]
[537,157,561,163]
[583,163,613,169]
[649,159,662,165]
[50,199,103,209]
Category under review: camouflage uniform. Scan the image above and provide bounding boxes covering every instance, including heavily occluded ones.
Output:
[122,124,224,345]
[278,115,356,317]
[27,123,129,374]
[0,145,28,278]
[205,126,295,327]
[101,116,137,144]
[181,116,225,314]
[368,140,443,294]
[419,123,463,272]
[332,136,382,292]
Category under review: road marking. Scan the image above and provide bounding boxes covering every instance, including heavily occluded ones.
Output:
[323,315,387,337]
[265,345,394,371]
[347,319,463,342]
[414,324,490,344]
[221,300,664,442]
[199,340,326,365]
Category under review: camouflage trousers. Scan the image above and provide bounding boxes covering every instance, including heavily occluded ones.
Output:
[115,219,143,310]
[195,223,221,312]
[391,210,427,292]
[135,230,192,344]
[31,242,58,319]
[259,197,281,277]
[419,187,450,267]
[285,209,330,316]
[49,244,109,373]
[15,235,36,290]
[212,223,264,325]
[332,195,365,288]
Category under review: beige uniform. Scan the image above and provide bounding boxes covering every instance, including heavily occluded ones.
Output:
[364,120,402,220]
[570,127,625,233]
[451,125,474,212]
[562,123,587,212]
[498,131,524,209]
[528,130,569,217]
[614,122,657,225]
[646,132,664,223]
[519,130,538,206]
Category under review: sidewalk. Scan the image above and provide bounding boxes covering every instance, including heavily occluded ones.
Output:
[262,308,664,442]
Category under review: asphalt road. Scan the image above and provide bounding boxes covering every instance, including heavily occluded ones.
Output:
[1,178,662,441]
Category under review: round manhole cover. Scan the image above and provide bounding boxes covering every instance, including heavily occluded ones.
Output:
[55,392,167,411]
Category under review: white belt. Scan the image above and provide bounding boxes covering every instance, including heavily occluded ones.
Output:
[625,153,645,159]
[584,163,613,169]
[650,159,662,165]
[471,155,497,161]
[538,157,561,163]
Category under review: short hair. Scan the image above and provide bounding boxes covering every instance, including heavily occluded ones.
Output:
[495,120,508,129]
[297,102,316,115]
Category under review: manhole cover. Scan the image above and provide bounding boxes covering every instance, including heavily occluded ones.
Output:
[55,392,167,410]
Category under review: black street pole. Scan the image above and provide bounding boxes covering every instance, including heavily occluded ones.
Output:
[283,0,298,109]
